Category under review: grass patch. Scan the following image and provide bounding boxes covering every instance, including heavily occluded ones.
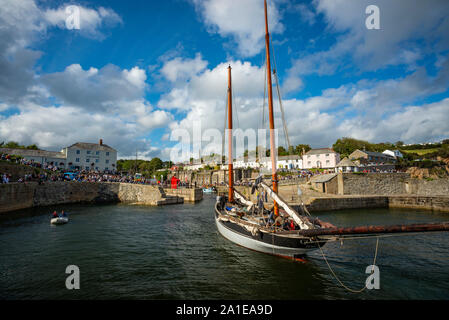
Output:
[401,148,440,155]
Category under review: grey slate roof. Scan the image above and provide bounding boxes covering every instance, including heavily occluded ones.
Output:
[278,155,301,160]
[337,157,357,167]
[67,142,116,152]
[304,148,336,155]
[310,173,338,183]
[0,148,65,159]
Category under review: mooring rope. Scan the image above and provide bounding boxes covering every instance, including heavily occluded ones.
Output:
[316,236,379,293]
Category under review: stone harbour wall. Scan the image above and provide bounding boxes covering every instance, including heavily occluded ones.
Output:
[339,173,449,197]
[164,188,203,202]
[340,173,409,195]
[0,182,184,214]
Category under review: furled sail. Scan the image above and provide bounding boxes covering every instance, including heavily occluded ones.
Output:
[259,182,313,230]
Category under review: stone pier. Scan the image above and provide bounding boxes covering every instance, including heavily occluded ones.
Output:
[0,182,185,214]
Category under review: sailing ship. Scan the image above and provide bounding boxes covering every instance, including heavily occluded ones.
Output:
[214,0,449,260]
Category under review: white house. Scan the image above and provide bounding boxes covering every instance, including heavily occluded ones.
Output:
[1,139,117,172]
[302,148,340,170]
[259,155,302,170]
[382,149,403,159]
[64,139,117,172]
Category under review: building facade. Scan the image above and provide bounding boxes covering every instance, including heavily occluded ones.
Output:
[349,149,396,164]
[302,148,340,170]
[1,139,117,172]
[63,140,117,172]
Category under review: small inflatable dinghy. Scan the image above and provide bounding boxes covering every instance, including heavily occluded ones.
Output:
[51,217,69,225]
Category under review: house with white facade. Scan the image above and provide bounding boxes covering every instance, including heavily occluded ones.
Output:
[64,139,117,172]
[1,139,117,172]
[302,148,340,170]
[260,155,302,170]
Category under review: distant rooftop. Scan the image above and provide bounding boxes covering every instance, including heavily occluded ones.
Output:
[278,155,301,160]
[67,142,116,152]
[304,148,336,155]
[0,147,65,159]
[337,157,357,167]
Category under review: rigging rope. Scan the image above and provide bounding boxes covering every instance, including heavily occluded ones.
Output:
[316,236,379,294]
[270,36,291,152]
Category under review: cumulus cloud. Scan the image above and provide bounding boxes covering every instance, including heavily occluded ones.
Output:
[283,0,449,93]
[160,53,449,154]
[43,5,122,39]
[160,53,208,83]
[41,64,147,112]
[0,0,123,104]
[0,0,171,159]
[191,0,284,57]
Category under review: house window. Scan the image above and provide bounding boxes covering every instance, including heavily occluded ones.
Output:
[76,150,80,154]
[76,158,80,162]
[326,160,330,164]
[87,150,91,154]
[105,167,108,170]
[86,159,90,163]
[86,166,90,170]
[106,160,109,164]
[326,154,329,157]
[95,159,99,163]
[96,151,99,155]
[106,152,110,156]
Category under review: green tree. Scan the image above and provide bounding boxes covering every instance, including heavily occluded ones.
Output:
[277,146,288,156]
[4,141,21,148]
[294,144,311,155]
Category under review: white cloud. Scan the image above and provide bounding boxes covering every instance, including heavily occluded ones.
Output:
[191,0,284,57]
[43,5,122,39]
[160,53,208,82]
[161,54,449,152]
[283,0,449,93]
[41,64,147,113]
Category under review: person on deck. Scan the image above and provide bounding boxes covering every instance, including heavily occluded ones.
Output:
[52,211,58,218]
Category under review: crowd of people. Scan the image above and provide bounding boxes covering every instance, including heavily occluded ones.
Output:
[1,150,403,186]
[1,151,164,185]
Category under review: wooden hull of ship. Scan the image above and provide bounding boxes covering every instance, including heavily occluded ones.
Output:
[215,204,326,259]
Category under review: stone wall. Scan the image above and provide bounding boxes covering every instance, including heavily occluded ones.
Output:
[164,188,203,202]
[340,173,409,195]
[0,182,184,214]
[406,179,449,196]
[388,195,449,212]
[301,196,389,212]
[339,172,449,196]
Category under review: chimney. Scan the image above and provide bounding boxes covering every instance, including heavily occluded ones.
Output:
[99,139,103,145]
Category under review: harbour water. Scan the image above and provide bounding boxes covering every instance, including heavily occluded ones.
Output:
[1,195,448,300]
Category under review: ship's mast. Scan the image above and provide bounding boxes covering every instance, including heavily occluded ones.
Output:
[227,65,234,202]
[264,0,279,216]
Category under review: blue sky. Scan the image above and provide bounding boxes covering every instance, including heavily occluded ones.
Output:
[1,0,448,160]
